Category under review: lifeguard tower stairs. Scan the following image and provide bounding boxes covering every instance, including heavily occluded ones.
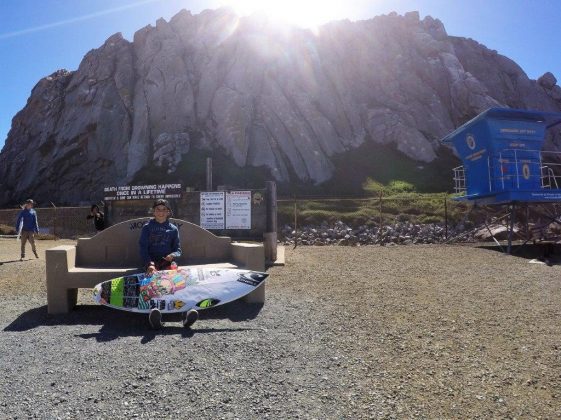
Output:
[441,107,561,253]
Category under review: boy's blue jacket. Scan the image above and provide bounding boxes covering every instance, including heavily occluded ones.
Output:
[16,208,39,233]
[138,219,181,266]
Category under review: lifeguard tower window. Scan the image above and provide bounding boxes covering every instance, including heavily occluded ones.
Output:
[441,108,561,205]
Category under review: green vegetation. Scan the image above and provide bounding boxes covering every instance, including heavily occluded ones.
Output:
[0,224,15,235]
[279,179,471,227]
[0,224,56,239]
[279,194,470,226]
[363,178,416,195]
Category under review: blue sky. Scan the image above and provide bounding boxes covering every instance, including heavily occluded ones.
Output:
[1,0,560,151]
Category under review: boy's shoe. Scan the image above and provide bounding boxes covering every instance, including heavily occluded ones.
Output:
[34,251,39,258]
[20,256,24,261]
[182,309,199,328]
[148,308,163,329]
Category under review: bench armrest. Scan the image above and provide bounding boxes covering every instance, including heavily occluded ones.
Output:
[231,242,265,271]
[46,245,77,276]
[46,245,78,314]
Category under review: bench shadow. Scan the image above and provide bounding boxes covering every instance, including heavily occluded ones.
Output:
[3,300,265,343]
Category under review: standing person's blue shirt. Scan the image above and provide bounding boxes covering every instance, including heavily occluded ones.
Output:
[16,207,39,233]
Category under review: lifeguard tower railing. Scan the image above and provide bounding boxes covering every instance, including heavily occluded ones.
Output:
[452,149,561,196]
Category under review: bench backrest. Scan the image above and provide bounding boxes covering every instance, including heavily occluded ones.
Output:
[76,218,232,267]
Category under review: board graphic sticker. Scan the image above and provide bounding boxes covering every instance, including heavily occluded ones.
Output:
[93,267,268,314]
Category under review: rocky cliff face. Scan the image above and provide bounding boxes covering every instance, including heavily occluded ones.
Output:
[1,9,560,205]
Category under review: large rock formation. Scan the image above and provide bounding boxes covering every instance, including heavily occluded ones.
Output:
[1,9,560,205]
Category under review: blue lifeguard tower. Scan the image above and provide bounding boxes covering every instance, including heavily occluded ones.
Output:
[441,107,561,252]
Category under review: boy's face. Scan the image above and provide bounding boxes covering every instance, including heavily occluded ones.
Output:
[153,205,170,222]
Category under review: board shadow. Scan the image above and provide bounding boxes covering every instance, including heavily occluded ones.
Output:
[3,300,264,343]
[199,300,265,322]
[78,325,255,344]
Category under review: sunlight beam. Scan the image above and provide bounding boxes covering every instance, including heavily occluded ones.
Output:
[223,0,345,31]
[0,0,162,40]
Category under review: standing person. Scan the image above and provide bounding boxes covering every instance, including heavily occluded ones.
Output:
[138,198,198,330]
[87,204,105,231]
[16,199,39,260]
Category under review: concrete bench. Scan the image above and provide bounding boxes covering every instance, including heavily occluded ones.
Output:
[46,218,265,314]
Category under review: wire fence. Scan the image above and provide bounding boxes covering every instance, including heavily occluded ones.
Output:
[277,194,561,244]
[278,194,469,227]
[0,206,97,239]
[2,196,561,244]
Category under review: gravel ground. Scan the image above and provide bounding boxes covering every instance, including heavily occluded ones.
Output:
[1,238,561,419]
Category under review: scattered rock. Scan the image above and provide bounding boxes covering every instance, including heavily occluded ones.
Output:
[280,220,473,246]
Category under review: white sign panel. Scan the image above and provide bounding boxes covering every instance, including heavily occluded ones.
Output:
[200,192,225,229]
[226,191,252,229]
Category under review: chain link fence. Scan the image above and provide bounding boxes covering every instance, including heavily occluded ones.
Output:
[0,206,97,239]
[2,196,561,244]
[277,195,561,245]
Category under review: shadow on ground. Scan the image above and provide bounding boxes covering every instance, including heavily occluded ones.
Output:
[0,258,33,265]
[3,300,265,343]
[477,242,561,265]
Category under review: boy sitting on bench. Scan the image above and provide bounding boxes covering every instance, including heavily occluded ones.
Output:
[139,199,198,330]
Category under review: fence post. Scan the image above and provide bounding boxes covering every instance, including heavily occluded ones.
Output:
[264,181,277,263]
[525,204,530,241]
[379,190,383,227]
[293,195,298,249]
[50,202,57,238]
[444,193,448,240]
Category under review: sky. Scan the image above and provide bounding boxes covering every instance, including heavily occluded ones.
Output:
[1,0,560,151]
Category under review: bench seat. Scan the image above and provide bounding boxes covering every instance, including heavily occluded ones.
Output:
[46,218,265,314]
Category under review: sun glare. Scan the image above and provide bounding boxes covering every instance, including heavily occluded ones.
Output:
[223,0,343,32]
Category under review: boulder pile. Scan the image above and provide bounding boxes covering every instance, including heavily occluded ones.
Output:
[280,221,475,246]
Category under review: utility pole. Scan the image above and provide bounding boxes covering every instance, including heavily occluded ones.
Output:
[206,157,213,191]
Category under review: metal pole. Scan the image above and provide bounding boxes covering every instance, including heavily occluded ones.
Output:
[206,157,213,191]
[50,202,57,239]
[265,181,278,263]
[488,155,492,192]
[266,181,277,234]
[508,203,515,254]
[379,190,383,227]
[525,204,530,242]
[500,152,505,191]
[293,195,298,249]
[514,149,520,189]
[444,193,448,240]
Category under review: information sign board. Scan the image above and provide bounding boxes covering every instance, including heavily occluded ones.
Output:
[200,191,225,229]
[226,191,251,229]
